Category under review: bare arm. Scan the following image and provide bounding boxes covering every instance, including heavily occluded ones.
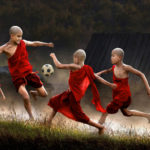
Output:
[96,68,112,76]
[50,53,81,70]
[0,45,5,55]
[23,40,54,47]
[0,88,6,100]
[125,65,150,95]
[94,74,116,89]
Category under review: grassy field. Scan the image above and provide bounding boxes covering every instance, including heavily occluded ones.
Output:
[0,120,149,150]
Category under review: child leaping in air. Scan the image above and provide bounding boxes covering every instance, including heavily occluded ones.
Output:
[47,49,116,134]
[96,48,150,124]
[0,26,54,120]
[0,84,6,100]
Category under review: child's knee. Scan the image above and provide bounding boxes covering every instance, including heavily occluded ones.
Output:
[106,105,118,114]
[40,91,48,97]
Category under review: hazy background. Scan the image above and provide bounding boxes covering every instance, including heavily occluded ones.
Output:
[0,0,150,134]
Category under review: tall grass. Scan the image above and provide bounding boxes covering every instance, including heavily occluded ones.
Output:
[0,120,150,150]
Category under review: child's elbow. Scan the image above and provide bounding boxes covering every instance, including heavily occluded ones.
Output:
[94,74,100,80]
[138,72,145,78]
[56,64,63,69]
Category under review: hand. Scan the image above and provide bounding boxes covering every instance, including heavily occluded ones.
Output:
[50,53,56,58]
[47,42,54,48]
[111,83,117,90]
[2,96,6,100]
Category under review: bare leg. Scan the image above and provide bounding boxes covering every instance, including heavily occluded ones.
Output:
[46,109,57,126]
[30,86,48,101]
[30,91,38,101]
[18,85,34,120]
[99,113,108,124]
[87,120,105,134]
[123,109,150,122]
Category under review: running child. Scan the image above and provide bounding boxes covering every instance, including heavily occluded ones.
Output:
[97,48,150,124]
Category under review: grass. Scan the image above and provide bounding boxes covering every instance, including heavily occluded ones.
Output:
[0,120,150,150]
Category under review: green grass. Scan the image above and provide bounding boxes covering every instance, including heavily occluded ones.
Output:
[0,120,150,150]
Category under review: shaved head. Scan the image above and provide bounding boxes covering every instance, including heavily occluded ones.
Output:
[73,49,86,62]
[9,26,23,35]
[112,48,124,58]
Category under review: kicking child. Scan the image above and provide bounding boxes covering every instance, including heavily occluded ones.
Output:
[0,26,54,120]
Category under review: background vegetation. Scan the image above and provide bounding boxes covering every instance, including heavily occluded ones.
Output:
[0,0,150,47]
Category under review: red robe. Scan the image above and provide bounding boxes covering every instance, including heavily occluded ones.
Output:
[48,65,106,123]
[8,40,33,81]
[112,65,131,102]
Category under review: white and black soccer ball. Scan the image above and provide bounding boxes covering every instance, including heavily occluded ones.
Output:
[41,64,54,77]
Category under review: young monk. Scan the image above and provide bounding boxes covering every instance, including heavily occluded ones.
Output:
[0,26,54,120]
[0,84,6,100]
[97,48,150,124]
[47,49,116,134]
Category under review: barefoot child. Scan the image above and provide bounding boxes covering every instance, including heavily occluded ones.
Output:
[0,85,6,100]
[0,26,54,120]
[97,48,150,124]
[47,49,116,134]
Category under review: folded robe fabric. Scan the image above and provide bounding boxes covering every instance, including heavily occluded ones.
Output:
[48,65,106,123]
[8,40,33,81]
[112,65,131,102]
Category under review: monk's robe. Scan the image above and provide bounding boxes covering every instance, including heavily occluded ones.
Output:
[48,65,106,123]
[106,65,131,115]
[8,40,33,82]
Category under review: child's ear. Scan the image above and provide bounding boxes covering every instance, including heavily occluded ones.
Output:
[10,34,14,38]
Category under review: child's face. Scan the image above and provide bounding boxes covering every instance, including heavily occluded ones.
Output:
[73,55,79,64]
[111,51,122,64]
[10,31,23,44]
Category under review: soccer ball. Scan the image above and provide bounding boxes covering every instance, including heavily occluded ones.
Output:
[41,64,54,76]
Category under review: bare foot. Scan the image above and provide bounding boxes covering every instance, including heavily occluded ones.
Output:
[25,117,34,124]
[45,118,52,127]
[30,91,37,101]
[43,117,50,127]
[98,127,106,135]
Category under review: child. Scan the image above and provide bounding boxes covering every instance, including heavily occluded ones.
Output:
[0,26,54,120]
[47,49,116,134]
[0,85,6,100]
[96,48,150,124]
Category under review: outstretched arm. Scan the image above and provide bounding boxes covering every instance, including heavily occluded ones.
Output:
[96,68,112,76]
[23,40,54,47]
[50,53,81,70]
[94,74,116,89]
[0,88,6,100]
[125,65,150,95]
